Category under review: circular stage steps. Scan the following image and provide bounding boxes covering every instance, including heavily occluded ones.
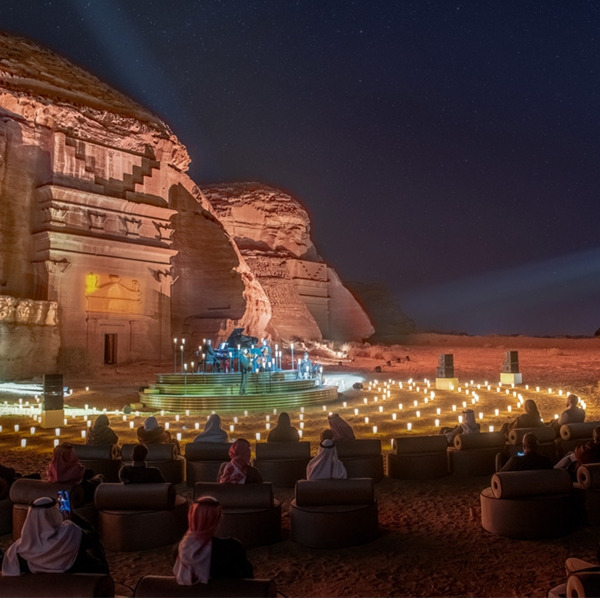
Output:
[139,371,339,411]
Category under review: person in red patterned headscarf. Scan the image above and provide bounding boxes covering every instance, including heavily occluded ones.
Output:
[173,497,253,585]
[217,439,262,484]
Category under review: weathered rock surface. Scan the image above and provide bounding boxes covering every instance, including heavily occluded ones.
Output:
[0,32,270,377]
[204,183,374,342]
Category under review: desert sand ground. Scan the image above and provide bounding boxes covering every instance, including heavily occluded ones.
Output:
[1,334,600,597]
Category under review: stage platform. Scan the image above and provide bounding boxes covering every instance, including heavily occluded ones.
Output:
[139,371,339,411]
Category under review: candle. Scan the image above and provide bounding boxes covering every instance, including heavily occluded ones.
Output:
[354,408,359,415]
[479,412,483,419]
[230,425,234,433]
[244,410,248,417]
[55,428,60,436]
[14,425,19,432]
[495,409,499,416]
[372,426,378,434]
[364,398,368,404]
[161,410,165,416]
[398,403,403,410]
[458,416,463,423]
[186,410,190,416]
[165,422,170,430]
[63,418,68,426]
[175,415,180,421]
[407,423,412,430]
[87,420,92,427]
[266,415,270,422]
[379,406,383,413]
[298,430,303,438]
[255,433,261,441]
[21,439,26,447]
[30,427,35,435]
[323,405,327,411]
[435,419,439,427]
[195,423,200,430]
[176,433,182,441]
[54,439,59,447]
[129,421,134,429]
[300,422,304,429]
[436,408,441,415]
[392,413,397,420]
[488,425,494,432]
[234,416,238,424]
[343,402,347,408]
[508,406,512,412]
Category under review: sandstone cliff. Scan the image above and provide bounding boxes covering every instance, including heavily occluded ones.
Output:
[204,183,374,342]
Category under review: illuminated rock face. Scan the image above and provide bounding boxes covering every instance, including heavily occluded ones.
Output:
[203,183,374,342]
[0,33,270,376]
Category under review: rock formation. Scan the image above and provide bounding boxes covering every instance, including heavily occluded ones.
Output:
[203,183,374,342]
[0,32,269,377]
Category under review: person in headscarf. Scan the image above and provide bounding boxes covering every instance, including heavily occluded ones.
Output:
[267,412,299,443]
[137,416,180,454]
[119,444,165,484]
[172,496,253,585]
[306,438,347,480]
[218,439,262,484]
[327,414,356,442]
[2,497,108,576]
[193,414,228,443]
[86,414,118,446]
[501,399,544,434]
[440,409,481,444]
[46,442,104,502]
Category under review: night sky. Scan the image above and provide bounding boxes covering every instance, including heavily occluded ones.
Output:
[2,1,600,336]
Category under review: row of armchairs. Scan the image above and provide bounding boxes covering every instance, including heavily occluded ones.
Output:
[9,477,379,551]
[0,573,278,598]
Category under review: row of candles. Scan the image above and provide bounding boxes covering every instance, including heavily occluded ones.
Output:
[1,376,581,448]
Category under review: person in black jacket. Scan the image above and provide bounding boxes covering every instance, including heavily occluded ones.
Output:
[500,433,553,472]
[119,444,165,484]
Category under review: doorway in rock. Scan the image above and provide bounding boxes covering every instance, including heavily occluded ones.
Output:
[104,333,117,365]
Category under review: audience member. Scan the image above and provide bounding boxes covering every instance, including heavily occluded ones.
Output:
[218,439,262,484]
[500,433,553,472]
[306,438,347,480]
[0,464,40,485]
[550,394,585,434]
[440,408,481,444]
[193,414,228,443]
[86,414,118,446]
[327,413,355,442]
[501,399,544,434]
[46,442,104,501]
[1,497,108,576]
[267,412,299,443]
[119,444,165,484]
[173,496,253,585]
[555,425,600,475]
[137,416,180,454]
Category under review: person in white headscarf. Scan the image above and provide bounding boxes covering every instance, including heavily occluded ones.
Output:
[441,408,481,445]
[306,438,347,480]
[193,414,228,443]
[173,496,253,585]
[2,497,108,576]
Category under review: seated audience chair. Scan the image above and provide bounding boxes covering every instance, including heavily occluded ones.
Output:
[505,427,557,461]
[72,443,121,482]
[0,573,115,598]
[557,421,600,457]
[387,435,449,479]
[0,477,13,535]
[574,463,600,526]
[335,439,384,481]
[95,482,188,551]
[133,575,277,598]
[121,443,185,484]
[10,479,86,540]
[185,442,232,486]
[448,432,506,476]
[193,481,281,549]
[253,441,311,487]
[290,478,378,548]
[480,469,575,539]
